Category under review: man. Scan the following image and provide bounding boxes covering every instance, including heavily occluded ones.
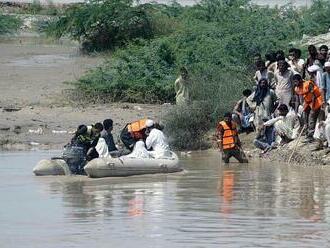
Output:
[216,112,248,164]
[101,119,119,156]
[308,64,323,88]
[293,74,323,141]
[145,119,171,158]
[120,119,148,151]
[321,62,330,103]
[174,67,190,105]
[319,45,329,65]
[288,48,304,76]
[254,60,268,84]
[273,60,294,107]
[232,89,253,133]
[246,78,278,132]
[264,104,300,145]
[253,118,275,153]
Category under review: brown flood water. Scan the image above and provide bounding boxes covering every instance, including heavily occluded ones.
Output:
[1,150,330,247]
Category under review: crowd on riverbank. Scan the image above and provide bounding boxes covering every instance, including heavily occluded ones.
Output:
[215,44,330,163]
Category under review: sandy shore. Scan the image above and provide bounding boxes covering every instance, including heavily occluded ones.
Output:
[0,35,166,150]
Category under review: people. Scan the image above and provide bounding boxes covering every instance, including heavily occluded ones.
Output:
[288,48,304,76]
[321,62,330,102]
[254,60,269,84]
[264,104,300,145]
[253,118,275,152]
[273,59,294,106]
[293,73,323,141]
[101,119,120,156]
[120,119,148,151]
[174,67,190,105]
[232,89,253,133]
[145,119,171,158]
[247,78,278,132]
[216,112,248,163]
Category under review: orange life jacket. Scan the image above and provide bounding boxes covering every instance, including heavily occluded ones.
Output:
[219,121,238,150]
[127,119,147,140]
[295,80,323,111]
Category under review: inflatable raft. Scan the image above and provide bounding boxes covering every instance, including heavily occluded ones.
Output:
[84,152,182,178]
[33,152,182,177]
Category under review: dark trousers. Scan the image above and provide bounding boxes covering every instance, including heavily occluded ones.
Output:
[304,107,320,138]
[222,148,248,163]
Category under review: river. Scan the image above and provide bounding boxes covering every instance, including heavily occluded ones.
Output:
[1,150,330,247]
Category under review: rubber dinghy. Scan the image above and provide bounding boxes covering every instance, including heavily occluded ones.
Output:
[33,152,182,177]
[84,152,182,178]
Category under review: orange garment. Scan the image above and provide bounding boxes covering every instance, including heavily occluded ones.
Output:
[295,80,323,111]
[127,119,147,140]
[218,121,238,150]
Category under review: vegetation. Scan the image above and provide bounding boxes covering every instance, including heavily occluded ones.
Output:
[0,13,21,34]
[45,0,330,149]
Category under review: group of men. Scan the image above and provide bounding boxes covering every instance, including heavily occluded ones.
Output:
[216,44,330,163]
[66,118,170,173]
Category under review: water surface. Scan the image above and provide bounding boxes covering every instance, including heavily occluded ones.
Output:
[1,150,330,247]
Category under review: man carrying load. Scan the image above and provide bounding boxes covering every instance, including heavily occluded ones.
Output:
[216,112,248,164]
[120,119,148,151]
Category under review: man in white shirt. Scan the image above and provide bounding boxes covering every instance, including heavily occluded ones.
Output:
[145,119,171,158]
[264,104,300,145]
[288,48,304,76]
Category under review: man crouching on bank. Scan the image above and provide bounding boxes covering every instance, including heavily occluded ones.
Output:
[216,112,249,164]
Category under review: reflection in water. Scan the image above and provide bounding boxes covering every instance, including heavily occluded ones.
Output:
[1,150,330,247]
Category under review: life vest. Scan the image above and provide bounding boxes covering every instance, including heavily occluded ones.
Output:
[127,119,147,140]
[219,121,238,150]
[295,80,323,111]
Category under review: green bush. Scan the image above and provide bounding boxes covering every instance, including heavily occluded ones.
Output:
[45,0,179,52]
[0,14,21,34]
[163,102,213,150]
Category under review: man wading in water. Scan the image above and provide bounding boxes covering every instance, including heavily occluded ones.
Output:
[216,112,248,164]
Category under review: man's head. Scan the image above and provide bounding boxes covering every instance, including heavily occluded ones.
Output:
[253,53,262,63]
[258,78,268,89]
[325,62,330,73]
[277,60,289,74]
[277,104,289,117]
[76,125,87,135]
[292,74,303,87]
[243,89,252,97]
[180,67,188,79]
[289,48,301,60]
[265,51,276,63]
[93,122,104,135]
[224,112,232,123]
[307,64,320,78]
[103,119,113,132]
[255,60,266,71]
[319,45,329,57]
[145,119,154,135]
[308,45,318,56]
[275,50,285,61]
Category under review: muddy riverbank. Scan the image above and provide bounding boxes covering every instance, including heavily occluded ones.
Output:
[0,35,167,150]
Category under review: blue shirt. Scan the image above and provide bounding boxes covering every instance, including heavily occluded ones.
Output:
[321,72,330,102]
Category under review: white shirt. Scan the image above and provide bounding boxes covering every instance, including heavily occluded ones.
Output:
[125,141,151,159]
[146,128,170,158]
[95,138,112,158]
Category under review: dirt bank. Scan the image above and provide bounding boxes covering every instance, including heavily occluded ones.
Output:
[238,132,330,166]
[0,36,168,150]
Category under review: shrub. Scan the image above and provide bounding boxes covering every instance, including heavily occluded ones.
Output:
[163,102,213,150]
[0,13,21,34]
[45,0,180,52]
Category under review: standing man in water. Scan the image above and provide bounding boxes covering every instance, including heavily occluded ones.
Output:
[174,67,190,105]
[216,112,248,164]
